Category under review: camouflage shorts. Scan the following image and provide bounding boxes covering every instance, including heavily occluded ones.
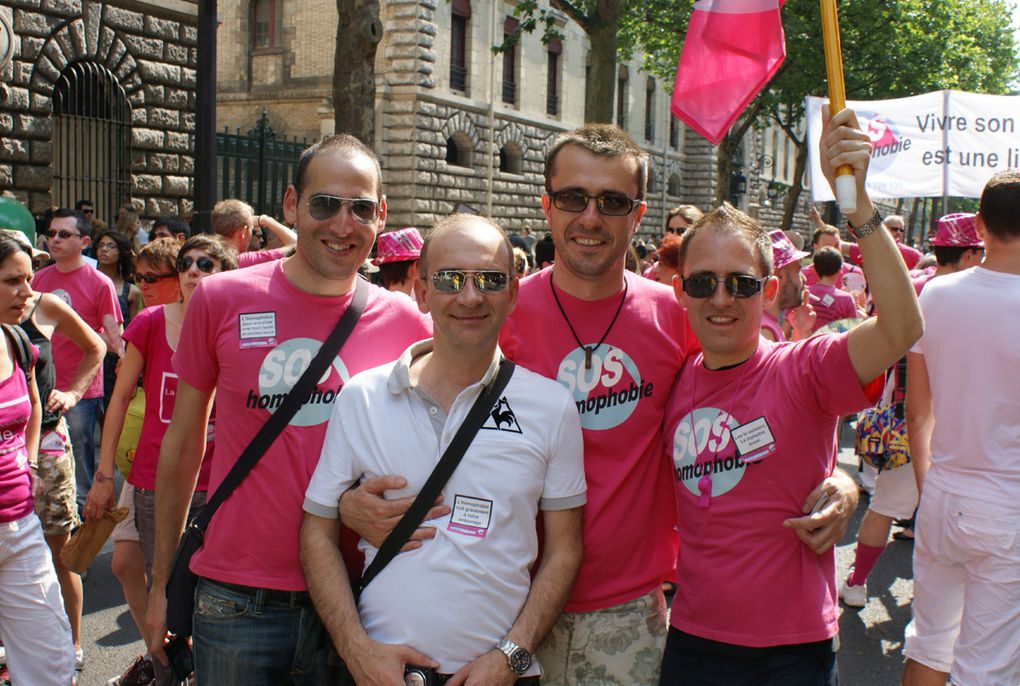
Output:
[537,589,668,686]
[32,418,80,536]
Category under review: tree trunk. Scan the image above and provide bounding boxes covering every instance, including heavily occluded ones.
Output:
[584,0,620,123]
[780,138,809,231]
[334,0,382,145]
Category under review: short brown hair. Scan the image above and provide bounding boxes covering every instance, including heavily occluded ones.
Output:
[812,246,843,277]
[211,199,254,239]
[979,170,1020,241]
[812,225,840,247]
[545,124,649,199]
[294,134,383,200]
[677,203,773,277]
[420,214,515,279]
[179,234,238,272]
[137,237,182,273]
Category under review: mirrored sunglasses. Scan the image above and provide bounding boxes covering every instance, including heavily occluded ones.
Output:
[682,273,766,299]
[430,270,509,293]
[307,194,379,224]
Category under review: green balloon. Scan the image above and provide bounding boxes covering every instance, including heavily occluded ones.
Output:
[0,197,36,243]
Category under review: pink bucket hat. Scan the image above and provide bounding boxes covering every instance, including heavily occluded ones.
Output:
[931,213,982,248]
[373,227,424,265]
[768,230,809,271]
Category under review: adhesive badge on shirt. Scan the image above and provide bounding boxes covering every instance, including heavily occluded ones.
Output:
[730,416,776,464]
[238,312,278,349]
[821,294,835,307]
[447,495,493,538]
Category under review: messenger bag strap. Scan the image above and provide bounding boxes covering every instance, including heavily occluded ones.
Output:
[192,278,368,531]
[356,358,515,599]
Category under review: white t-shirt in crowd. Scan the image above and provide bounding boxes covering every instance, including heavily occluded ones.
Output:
[912,266,1020,509]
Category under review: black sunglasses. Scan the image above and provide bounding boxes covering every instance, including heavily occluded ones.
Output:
[306,194,379,224]
[136,272,176,284]
[549,189,641,217]
[47,229,81,240]
[176,255,217,274]
[429,270,509,293]
[682,273,767,299]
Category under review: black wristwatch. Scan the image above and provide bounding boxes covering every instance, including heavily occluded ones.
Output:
[496,638,531,676]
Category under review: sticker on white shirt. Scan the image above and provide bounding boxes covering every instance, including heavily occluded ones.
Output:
[731,416,776,464]
[448,495,493,538]
[821,294,835,307]
[238,312,278,349]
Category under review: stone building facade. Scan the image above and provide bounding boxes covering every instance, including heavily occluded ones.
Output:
[0,0,198,221]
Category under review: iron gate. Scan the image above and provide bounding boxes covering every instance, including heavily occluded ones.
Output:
[216,112,307,218]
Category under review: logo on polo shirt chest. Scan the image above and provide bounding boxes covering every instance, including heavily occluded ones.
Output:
[672,407,746,497]
[556,345,652,430]
[245,337,350,426]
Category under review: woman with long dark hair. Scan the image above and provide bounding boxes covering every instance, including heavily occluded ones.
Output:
[94,230,142,325]
[0,232,76,684]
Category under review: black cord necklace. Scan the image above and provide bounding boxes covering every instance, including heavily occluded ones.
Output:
[550,275,629,370]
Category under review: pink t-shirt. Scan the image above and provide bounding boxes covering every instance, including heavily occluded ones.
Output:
[32,263,120,398]
[807,283,857,332]
[174,263,432,591]
[238,248,286,269]
[500,268,697,612]
[760,310,785,342]
[910,267,936,295]
[802,262,864,290]
[0,360,35,523]
[123,306,214,492]
[663,335,878,647]
[848,242,922,270]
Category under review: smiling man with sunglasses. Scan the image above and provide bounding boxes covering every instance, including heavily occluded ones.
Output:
[658,107,923,685]
[32,208,121,517]
[303,214,585,686]
[145,134,431,684]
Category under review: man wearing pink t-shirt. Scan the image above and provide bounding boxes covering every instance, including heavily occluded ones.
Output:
[144,135,431,684]
[32,209,122,514]
[808,247,860,332]
[211,198,296,268]
[802,224,867,293]
[659,108,922,684]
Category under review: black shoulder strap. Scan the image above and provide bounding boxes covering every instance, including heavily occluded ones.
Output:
[192,279,368,531]
[2,324,33,376]
[356,359,516,598]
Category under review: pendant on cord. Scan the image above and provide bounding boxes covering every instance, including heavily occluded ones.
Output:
[584,347,593,370]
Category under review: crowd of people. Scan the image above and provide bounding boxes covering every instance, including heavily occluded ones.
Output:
[0,103,1016,686]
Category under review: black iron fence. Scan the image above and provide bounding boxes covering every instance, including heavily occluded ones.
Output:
[216,111,308,217]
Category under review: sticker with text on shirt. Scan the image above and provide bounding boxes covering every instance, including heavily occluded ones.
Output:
[448,495,493,538]
[238,312,278,349]
[731,416,776,464]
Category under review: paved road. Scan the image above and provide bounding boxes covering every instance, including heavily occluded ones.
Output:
[76,430,917,685]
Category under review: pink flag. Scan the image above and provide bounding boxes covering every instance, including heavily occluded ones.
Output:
[670,0,786,145]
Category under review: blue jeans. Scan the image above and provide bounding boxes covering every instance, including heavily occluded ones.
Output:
[193,578,338,685]
[659,628,839,685]
[64,397,102,512]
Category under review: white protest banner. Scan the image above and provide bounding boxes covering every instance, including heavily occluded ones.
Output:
[806,91,1020,202]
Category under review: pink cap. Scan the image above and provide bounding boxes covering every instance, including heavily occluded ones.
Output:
[373,227,424,265]
[768,230,809,271]
[931,213,982,248]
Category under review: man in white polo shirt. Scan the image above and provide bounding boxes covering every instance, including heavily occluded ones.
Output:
[301,213,586,684]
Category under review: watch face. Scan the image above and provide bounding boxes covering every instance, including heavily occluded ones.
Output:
[509,648,531,674]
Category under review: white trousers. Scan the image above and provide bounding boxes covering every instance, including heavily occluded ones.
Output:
[0,513,75,685]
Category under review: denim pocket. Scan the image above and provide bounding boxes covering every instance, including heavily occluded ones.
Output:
[195,587,250,620]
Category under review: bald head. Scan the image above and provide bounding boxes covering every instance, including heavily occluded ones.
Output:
[419,214,516,278]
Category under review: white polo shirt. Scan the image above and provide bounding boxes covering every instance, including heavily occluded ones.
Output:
[305,340,586,675]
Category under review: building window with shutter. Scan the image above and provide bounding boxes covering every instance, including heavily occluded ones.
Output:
[616,66,629,130]
[502,16,519,105]
[546,39,561,116]
[644,77,656,142]
[252,0,282,50]
[451,0,471,92]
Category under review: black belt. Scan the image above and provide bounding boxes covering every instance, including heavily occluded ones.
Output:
[207,579,314,606]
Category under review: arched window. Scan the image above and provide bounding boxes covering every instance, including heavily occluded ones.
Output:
[52,62,132,221]
[445,133,474,168]
[498,142,522,174]
[667,174,682,197]
[252,0,283,50]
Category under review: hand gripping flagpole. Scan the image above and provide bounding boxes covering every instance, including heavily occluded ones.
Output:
[820,0,857,214]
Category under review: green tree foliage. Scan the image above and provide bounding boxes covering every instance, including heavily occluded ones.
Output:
[623,0,1019,222]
